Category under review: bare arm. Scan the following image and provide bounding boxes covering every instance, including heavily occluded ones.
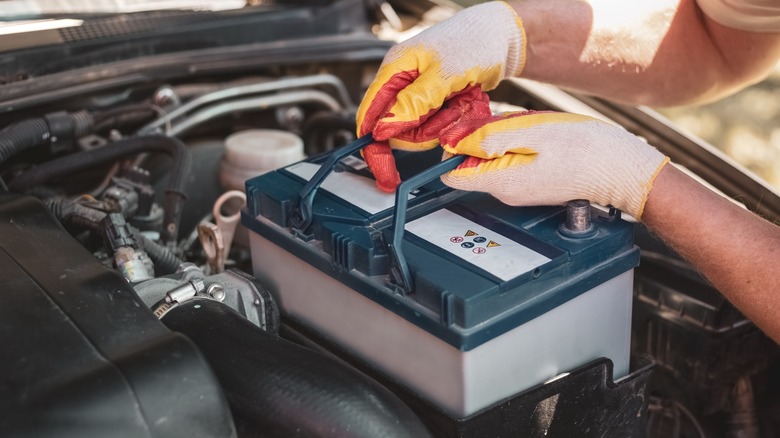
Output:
[509,0,780,107]
[643,165,780,343]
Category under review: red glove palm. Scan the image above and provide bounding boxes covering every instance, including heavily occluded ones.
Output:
[361,85,493,192]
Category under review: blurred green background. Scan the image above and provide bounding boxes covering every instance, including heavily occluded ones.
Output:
[655,62,780,190]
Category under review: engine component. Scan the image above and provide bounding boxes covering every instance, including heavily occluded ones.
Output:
[242,142,639,417]
[0,195,235,438]
[134,263,279,333]
[167,90,342,137]
[0,110,93,167]
[9,135,191,248]
[213,190,246,263]
[199,221,228,274]
[220,129,304,192]
[102,168,155,218]
[160,297,432,438]
[300,109,357,155]
[101,212,154,282]
[139,74,355,135]
[44,196,183,276]
[197,189,247,274]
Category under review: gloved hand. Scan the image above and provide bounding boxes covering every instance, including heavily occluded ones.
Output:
[439,111,671,219]
[362,85,493,192]
[357,1,526,192]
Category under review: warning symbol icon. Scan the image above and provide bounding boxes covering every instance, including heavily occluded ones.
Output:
[487,240,501,248]
[465,230,478,237]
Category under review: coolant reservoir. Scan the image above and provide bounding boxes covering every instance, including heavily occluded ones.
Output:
[220,129,304,191]
[241,145,638,418]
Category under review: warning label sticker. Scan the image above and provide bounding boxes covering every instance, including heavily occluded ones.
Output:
[406,209,550,281]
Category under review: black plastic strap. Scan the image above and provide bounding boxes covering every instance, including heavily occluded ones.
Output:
[389,154,467,294]
[287,134,467,294]
[289,134,375,234]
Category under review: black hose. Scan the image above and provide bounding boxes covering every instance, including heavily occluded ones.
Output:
[161,299,432,438]
[93,104,159,133]
[137,232,182,275]
[301,110,356,155]
[10,135,191,247]
[0,111,93,166]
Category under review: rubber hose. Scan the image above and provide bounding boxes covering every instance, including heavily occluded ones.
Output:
[94,105,158,133]
[9,135,191,246]
[0,118,48,165]
[301,110,356,155]
[0,111,93,166]
[137,232,182,275]
[161,299,432,438]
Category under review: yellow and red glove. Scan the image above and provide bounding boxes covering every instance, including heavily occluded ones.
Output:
[440,111,670,219]
[361,85,493,191]
[357,1,526,192]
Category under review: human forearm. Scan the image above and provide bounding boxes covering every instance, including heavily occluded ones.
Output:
[643,165,780,343]
[509,0,780,106]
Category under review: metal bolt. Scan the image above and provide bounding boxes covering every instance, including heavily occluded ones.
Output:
[207,283,226,302]
[153,86,180,107]
[275,105,305,130]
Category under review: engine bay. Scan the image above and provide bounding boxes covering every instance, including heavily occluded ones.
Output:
[1,2,779,437]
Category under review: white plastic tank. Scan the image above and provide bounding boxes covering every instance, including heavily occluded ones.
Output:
[219,129,304,192]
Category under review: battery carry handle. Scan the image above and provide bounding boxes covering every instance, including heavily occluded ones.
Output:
[289,134,467,293]
[389,154,467,294]
[289,133,374,234]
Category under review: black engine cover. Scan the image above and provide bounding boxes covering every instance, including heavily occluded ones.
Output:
[0,195,236,438]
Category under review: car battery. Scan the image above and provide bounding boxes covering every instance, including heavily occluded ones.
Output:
[241,135,640,417]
